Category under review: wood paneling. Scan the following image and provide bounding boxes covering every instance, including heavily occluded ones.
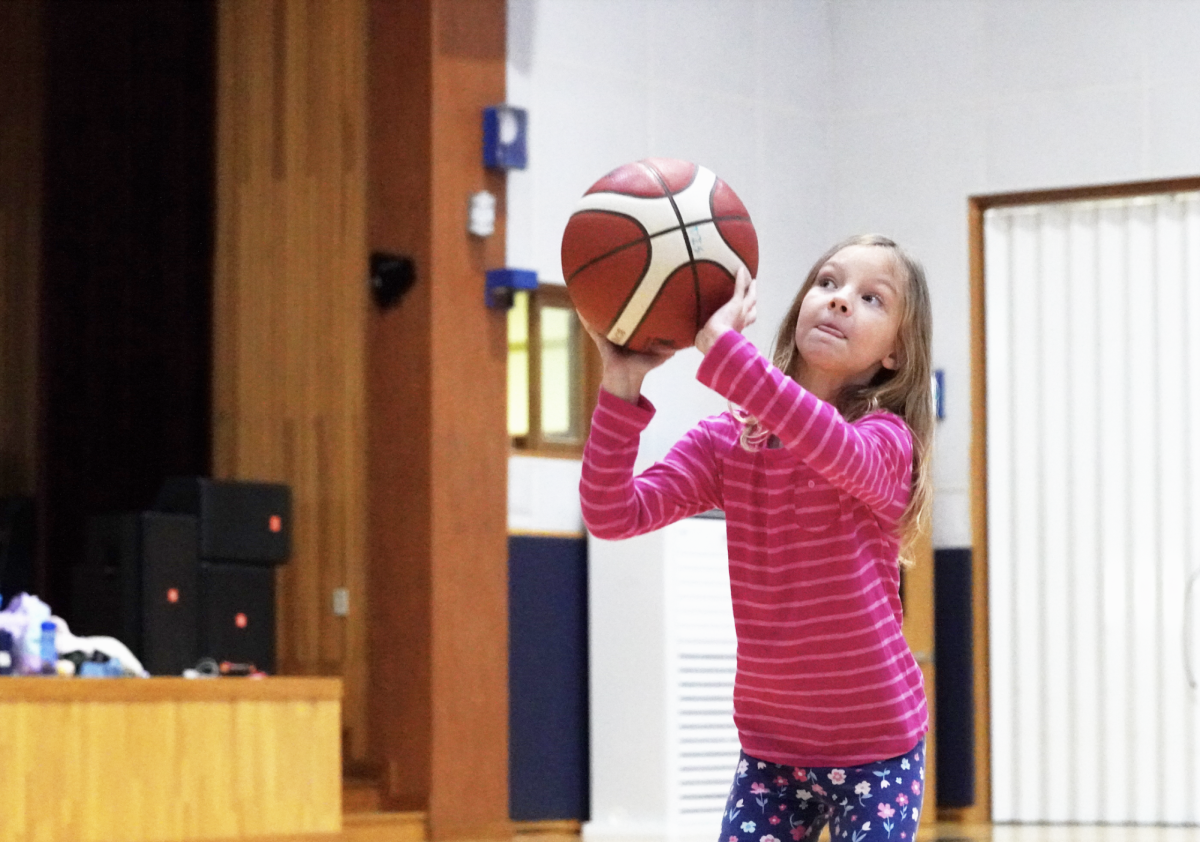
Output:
[0,0,42,499]
[0,677,341,842]
[367,0,510,837]
[366,0,434,812]
[902,521,937,813]
[214,0,369,761]
[965,197,992,826]
[342,812,426,842]
[0,675,341,703]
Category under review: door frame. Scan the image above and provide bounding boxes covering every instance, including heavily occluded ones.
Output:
[966,174,1200,824]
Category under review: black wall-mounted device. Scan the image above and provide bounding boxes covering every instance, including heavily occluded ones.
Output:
[370,252,416,309]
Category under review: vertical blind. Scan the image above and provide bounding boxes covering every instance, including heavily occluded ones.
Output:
[986,191,1200,824]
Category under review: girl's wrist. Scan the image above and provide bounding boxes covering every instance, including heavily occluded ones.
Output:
[696,324,730,355]
[601,370,644,404]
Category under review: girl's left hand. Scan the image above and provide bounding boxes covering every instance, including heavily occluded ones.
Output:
[696,264,757,354]
[580,316,676,403]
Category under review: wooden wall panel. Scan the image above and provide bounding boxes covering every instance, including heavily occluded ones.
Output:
[214,0,369,761]
[428,2,510,839]
[366,0,434,813]
[368,0,510,837]
[369,0,441,815]
[901,522,937,813]
[0,0,42,498]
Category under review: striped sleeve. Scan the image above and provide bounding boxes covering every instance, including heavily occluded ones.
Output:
[696,331,912,519]
[580,388,723,540]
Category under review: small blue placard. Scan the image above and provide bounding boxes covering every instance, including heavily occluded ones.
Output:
[483,105,528,170]
[934,369,945,420]
[486,268,538,309]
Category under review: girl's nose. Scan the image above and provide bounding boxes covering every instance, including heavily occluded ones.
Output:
[827,296,849,313]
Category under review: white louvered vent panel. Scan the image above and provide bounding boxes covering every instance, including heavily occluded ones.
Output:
[664,517,740,833]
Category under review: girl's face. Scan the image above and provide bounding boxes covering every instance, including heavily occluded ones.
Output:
[791,244,907,401]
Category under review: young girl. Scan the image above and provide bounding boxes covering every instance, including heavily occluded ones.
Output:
[580,234,934,842]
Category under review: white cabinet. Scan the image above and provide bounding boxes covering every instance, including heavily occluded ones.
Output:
[586,515,738,842]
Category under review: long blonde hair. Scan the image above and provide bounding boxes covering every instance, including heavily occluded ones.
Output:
[739,234,934,559]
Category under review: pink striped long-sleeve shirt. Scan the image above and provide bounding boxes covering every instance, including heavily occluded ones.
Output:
[581,331,928,767]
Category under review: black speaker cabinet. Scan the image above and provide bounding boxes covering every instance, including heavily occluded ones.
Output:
[198,561,276,672]
[78,512,200,676]
[155,477,291,564]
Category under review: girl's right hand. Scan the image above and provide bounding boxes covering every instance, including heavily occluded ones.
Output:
[696,263,757,354]
[581,318,675,404]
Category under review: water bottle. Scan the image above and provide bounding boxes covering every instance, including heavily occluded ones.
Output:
[39,620,57,675]
[20,624,41,675]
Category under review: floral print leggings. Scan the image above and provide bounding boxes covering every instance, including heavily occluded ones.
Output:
[719,739,925,842]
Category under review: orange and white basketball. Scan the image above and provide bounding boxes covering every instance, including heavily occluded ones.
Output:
[560,158,758,352]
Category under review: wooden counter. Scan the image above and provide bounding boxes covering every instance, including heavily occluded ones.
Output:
[0,677,342,842]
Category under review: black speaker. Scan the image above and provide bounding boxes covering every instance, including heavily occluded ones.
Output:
[77,512,200,676]
[198,561,275,672]
[155,477,291,564]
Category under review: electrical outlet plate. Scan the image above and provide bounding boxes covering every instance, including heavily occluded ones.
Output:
[332,587,350,617]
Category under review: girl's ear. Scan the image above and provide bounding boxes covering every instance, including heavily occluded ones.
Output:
[881,342,903,371]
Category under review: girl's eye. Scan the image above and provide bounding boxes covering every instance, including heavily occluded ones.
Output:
[863,293,883,306]
[817,277,835,288]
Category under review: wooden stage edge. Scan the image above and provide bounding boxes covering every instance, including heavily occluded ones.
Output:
[0,676,343,842]
[0,675,343,701]
[183,815,577,842]
[340,816,576,842]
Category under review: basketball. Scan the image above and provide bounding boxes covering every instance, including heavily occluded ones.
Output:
[560,158,758,352]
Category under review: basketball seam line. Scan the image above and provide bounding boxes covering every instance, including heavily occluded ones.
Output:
[607,254,738,343]
[563,215,751,283]
[697,180,716,331]
[610,161,700,347]
[606,237,654,337]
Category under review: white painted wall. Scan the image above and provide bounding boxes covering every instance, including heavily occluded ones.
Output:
[506,0,1200,547]
[505,0,832,534]
[822,0,1200,547]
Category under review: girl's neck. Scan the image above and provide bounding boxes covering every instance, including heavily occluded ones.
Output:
[792,362,841,404]
[794,359,881,405]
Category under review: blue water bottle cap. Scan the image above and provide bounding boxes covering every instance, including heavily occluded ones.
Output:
[39,620,57,675]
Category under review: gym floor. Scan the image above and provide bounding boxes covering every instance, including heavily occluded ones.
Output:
[921,827,1200,841]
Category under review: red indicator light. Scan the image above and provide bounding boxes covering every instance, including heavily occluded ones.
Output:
[268,515,282,533]
[167,588,179,604]
[235,612,248,629]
